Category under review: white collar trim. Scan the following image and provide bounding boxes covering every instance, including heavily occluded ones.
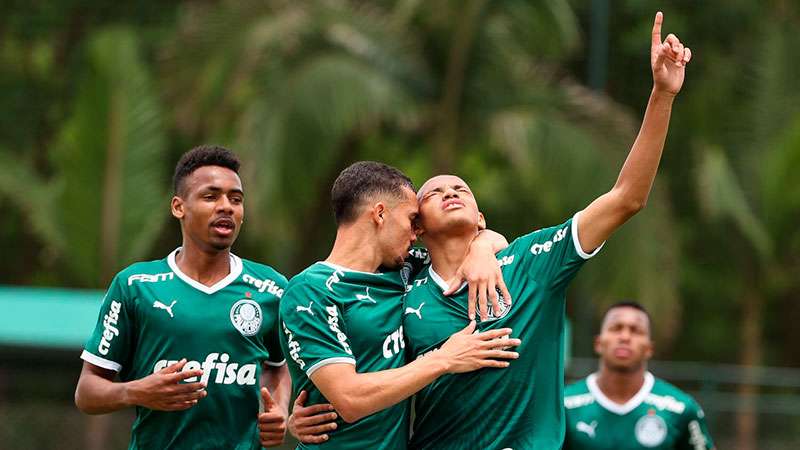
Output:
[587,371,655,415]
[167,247,242,295]
[428,266,467,294]
[317,261,384,276]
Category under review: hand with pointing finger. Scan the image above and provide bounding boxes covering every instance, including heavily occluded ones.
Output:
[258,387,288,447]
[651,11,692,96]
[125,359,207,411]
[288,390,338,444]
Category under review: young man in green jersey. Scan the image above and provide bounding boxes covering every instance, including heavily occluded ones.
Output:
[563,302,714,450]
[292,11,693,450]
[75,146,291,449]
[279,161,521,449]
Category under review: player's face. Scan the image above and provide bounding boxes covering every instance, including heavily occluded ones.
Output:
[595,307,653,372]
[377,187,419,269]
[416,175,483,236]
[172,165,244,252]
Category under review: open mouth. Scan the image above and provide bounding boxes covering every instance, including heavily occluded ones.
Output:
[442,199,464,210]
[211,217,235,236]
[613,347,632,358]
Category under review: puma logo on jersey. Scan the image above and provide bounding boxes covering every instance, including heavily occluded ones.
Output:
[98,300,122,355]
[153,300,176,318]
[355,287,376,303]
[296,302,314,316]
[404,303,425,320]
[576,421,598,438]
[153,353,257,385]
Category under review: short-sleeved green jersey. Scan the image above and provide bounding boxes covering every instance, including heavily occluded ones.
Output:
[564,373,714,450]
[404,214,601,450]
[279,261,417,450]
[81,248,287,450]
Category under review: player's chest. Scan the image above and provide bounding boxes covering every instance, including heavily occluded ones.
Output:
[334,285,406,360]
[571,407,683,450]
[131,282,274,340]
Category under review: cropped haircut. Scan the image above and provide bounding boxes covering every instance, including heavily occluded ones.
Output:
[173,145,241,196]
[601,300,652,335]
[331,161,414,225]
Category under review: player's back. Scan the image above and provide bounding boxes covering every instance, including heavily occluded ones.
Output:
[82,249,287,450]
[279,262,411,450]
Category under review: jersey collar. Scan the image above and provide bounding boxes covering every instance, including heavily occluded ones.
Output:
[428,266,467,295]
[586,371,655,415]
[167,247,242,295]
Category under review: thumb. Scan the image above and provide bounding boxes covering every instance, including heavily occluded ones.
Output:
[261,387,275,410]
[458,320,477,335]
[293,390,308,409]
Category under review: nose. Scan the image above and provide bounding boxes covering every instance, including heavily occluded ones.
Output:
[216,195,234,214]
[443,186,459,199]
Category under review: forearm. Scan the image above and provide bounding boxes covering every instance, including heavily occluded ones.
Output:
[75,373,132,414]
[264,364,292,413]
[612,89,675,207]
[312,356,448,423]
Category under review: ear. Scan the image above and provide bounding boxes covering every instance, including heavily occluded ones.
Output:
[171,196,184,220]
[370,202,387,226]
[593,334,602,356]
[477,212,486,230]
[643,340,654,360]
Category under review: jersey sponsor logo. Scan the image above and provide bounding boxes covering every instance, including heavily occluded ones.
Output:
[564,393,595,409]
[282,321,305,369]
[127,272,173,285]
[98,300,122,355]
[152,300,176,318]
[355,287,376,304]
[497,255,515,267]
[576,420,598,438]
[296,301,315,316]
[635,410,668,447]
[688,420,708,450]
[530,226,568,255]
[153,353,257,385]
[242,274,284,298]
[326,305,352,355]
[404,302,425,320]
[325,268,345,291]
[644,393,686,414]
[230,299,262,336]
[382,326,405,358]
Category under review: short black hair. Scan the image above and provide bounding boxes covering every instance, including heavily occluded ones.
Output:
[173,145,241,195]
[601,300,652,333]
[331,161,414,225]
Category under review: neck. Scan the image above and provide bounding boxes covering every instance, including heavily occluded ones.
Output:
[425,227,478,281]
[326,223,383,272]
[595,362,648,404]
[175,238,232,287]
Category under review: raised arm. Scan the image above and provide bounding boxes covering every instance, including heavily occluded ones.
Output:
[309,322,519,423]
[577,11,692,252]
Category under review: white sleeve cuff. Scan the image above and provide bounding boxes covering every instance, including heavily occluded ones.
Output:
[264,359,287,367]
[572,211,604,260]
[305,357,356,377]
[81,350,122,372]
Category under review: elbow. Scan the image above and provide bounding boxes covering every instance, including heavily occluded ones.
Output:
[330,397,366,423]
[74,388,91,414]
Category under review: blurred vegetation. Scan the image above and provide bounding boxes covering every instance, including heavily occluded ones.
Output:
[1,0,799,447]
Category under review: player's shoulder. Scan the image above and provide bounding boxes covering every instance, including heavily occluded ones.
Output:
[564,377,594,409]
[115,256,171,283]
[239,256,288,287]
[282,264,331,306]
[502,216,574,255]
[648,376,701,414]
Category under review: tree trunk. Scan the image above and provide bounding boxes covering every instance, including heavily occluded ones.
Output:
[736,279,763,450]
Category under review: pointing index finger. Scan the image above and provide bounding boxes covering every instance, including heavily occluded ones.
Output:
[651,11,663,48]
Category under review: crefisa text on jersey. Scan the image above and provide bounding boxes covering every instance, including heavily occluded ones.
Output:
[98,300,122,355]
[242,274,284,297]
[153,353,258,385]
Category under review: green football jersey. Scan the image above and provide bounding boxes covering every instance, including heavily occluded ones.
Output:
[563,373,714,450]
[404,214,601,450]
[81,248,287,450]
[279,261,416,450]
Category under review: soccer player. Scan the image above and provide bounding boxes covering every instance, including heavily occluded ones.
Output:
[563,302,714,450]
[291,11,693,449]
[279,161,521,449]
[74,146,291,449]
